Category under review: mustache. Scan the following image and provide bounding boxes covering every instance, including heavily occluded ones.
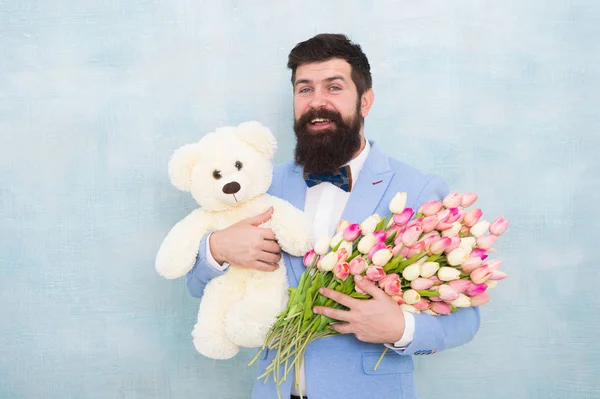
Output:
[295,108,344,129]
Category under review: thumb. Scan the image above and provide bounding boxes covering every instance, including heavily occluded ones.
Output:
[246,207,274,226]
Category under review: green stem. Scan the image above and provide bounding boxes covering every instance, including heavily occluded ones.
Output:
[374,347,388,371]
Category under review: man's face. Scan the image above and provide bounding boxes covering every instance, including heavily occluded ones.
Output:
[292,58,371,174]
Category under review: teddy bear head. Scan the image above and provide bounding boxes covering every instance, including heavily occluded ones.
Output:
[168,121,277,212]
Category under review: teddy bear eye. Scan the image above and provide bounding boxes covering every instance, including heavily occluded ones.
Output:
[235,161,243,171]
[212,170,222,180]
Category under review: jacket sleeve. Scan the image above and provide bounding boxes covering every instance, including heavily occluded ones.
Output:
[185,232,228,298]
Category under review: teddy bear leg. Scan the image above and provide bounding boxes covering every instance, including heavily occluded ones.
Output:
[191,271,246,359]
[224,264,289,348]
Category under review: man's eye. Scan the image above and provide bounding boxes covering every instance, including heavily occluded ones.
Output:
[212,170,222,180]
[235,161,243,170]
[299,87,312,94]
[329,86,341,91]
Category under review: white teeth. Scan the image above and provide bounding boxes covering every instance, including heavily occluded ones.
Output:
[311,118,331,124]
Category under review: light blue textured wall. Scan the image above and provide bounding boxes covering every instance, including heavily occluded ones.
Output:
[1,1,599,398]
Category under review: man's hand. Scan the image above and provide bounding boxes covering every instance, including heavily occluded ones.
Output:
[209,207,282,272]
[313,275,405,343]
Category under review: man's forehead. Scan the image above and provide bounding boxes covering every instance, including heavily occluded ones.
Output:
[295,59,352,83]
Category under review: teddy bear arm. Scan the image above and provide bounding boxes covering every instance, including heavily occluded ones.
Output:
[155,208,213,279]
[267,196,314,257]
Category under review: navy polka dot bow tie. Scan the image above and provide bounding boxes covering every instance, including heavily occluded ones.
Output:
[303,165,353,192]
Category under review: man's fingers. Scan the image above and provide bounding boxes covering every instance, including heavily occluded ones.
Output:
[353,275,386,300]
[330,322,353,335]
[318,287,358,309]
[313,306,352,322]
[258,251,281,265]
[246,208,274,227]
[258,228,277,241]
[260,239,281,255]
[251,260,279,272]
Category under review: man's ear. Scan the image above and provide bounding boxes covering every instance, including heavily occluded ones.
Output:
[168,142,203,192]
[235,121,277,159]
[360,88,375,118]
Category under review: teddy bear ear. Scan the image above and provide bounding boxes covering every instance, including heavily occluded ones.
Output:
[168,142,203,192]
[235,121,277,159]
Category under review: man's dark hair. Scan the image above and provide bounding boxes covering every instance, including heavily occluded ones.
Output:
[287,33,372,96]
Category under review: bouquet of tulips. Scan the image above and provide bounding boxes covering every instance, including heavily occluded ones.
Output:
[248,191,509,397]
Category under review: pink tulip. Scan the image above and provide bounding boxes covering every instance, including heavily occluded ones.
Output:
[399,246,410,258]
[443,191,463,208]
[407,241,426,258]
[463,208,483,227]
[373,230,387,244]
[333,262,350,280]
[470,293,490,306]
[393,208,414,227]
[402,225,423,247]
[405,218,423,230]
[419,200,443,216]
[303,249,318,267]
[490,270,508,281]
[336,247,349,262]
[470,248,488,261]
[447,207,463,223]
[466,283,487,296]
[430,301,452,315]
[348,257,367,275]
[429,237,452,255]
[411,278,435,290]
[366,266,386,282]
[436,210,454,231]
[461,193,478,208]
[486,259,503,271]
[343,223,362,242]
[460,257,483,273]
[429,276,442,285]
[413,298,431,311]
[444,236,461,254]
[470,266,492,284]
[448,279,472,294]
[380,275,402,296]
[438,284,459,302]
[422,215,439,233]
[489,217,509,236]
[476,234,497,250]
[368,242,387,262]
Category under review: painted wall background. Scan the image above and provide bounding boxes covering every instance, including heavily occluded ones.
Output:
[1,1,599,398]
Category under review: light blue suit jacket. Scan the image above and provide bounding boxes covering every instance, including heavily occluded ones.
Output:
[186,142,481,399]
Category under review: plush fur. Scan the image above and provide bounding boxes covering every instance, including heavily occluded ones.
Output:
[155,121,314,359]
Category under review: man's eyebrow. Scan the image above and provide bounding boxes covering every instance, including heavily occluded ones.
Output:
[294,76,347,86]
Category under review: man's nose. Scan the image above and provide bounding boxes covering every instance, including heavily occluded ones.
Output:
[308,89,327,108]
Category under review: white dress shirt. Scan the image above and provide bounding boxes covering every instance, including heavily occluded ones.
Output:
[205,139,415,395]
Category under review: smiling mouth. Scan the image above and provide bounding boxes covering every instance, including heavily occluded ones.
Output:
[310,118,332,125]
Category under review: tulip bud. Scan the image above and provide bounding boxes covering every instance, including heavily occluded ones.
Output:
[422,215,439,233]
[490,269,508,281]
[380,275,402,296]
[443,191,463,208]
[444,236,461,254]
[361,214,382,235]
[430,301,452,315]
[419,200,443,216]
[393,208,414,227]
[391,295,404,305]
[314,235,331,255]
[466,283,487,296]
[373,230,387,244]
[411,277,435,290]
[470,221,490,237]
[403,289,421,305]
[476,234,497,250]
[451,293,472,308]
[303,249,317,267]
[368,242,387,262]
[470,266,492,284]
[333,262,350,280]
[389,192,408,214]
[486,259,503,271]
[489,217,509,236]
[402,225,423,247]
[447,248,469,266]
[459,237,477,253]
[438,266,461,281]
[485,280,498,289]
[366,266,386,281]
[318,252,337,271]
[438,284,459,302]
[337,219,350,234]
[336,247,349,264]
[442,222,462,237]
[330,232,343,248]
[460,257,483,273]
[372,248,393,266]
[470,293,490,306]
[463,208,483,227]
[420,262,440,278]
[461,193,478,208]
[406,241,425,258]
[357,234,377,254]
[402,263,421,281]
[413,298,431,311]
[400,304,420,314]
[471,248,488,261]
[428,237,450,255]
[342,223,362,242]
[348,256,367,275]
[448,279,472,293]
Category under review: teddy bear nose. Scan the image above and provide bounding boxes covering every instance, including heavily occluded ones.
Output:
[222,181,241,195]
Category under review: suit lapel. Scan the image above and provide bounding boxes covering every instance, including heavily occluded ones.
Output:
[341,142,395,225]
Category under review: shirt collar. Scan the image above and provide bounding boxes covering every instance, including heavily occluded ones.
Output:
[344,138,370,182]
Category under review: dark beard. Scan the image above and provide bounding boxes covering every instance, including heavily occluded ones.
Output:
[293,106,363,175]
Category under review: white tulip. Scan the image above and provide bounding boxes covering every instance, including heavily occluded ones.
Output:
[337,240,353,257]
[424,310,437,316]
[442,222,462,237]
[357,234,377,254]
[318,252,337,272]
[420,262,440,278]
[389,192,408,214]
[485,280,498,289]
[400,304,420,314]
[459,237,476,253]
[451,293,472,308]
[447,248,469,266]
[372,249,393,267]
[314,235,331,255]
[360,214,381,235]
[330,232,343,248]
[470,221,490,237]
[402,263,421,281]
[337,219,350,234]
[437,266,461,281]
[403,289,421,305]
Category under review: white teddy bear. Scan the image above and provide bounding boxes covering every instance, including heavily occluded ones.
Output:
[155,121,314,360]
